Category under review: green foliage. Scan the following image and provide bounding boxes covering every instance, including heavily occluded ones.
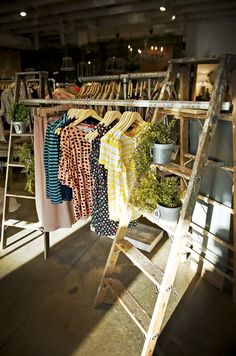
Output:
[156,176,181,208]
[9,103,30,122]
[132,120,176,178]
[17,143,35,194]
[130,170,159,212]
[131,173,181,212]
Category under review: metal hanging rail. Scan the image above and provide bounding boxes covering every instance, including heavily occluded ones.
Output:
[21,98,232,111]
[78,72,166,82]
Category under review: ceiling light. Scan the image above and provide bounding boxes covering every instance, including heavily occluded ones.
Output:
[128,45,131,49]
[88,61,91,65]
[155,46,158,50]
[151,46,154,50]
[20,11,27,17]
[138,49,142,54]
[160,47,164,52]
[129,48,133,52]
[160,6,166,11]
[172,14,176,20]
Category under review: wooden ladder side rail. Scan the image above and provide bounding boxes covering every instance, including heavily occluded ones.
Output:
[1,72,50,259]
[141,54,234,355]
[231,72,236,300]
[1,121,14,250]
[95,207,132,305]
[151,63,179,125]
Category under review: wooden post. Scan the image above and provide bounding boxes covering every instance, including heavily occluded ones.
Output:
[232,116,236,301]
[180,117,189,192]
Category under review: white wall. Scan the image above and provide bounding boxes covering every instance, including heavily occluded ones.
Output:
[186,18,236,57]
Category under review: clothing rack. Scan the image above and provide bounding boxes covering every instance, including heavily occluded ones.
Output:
[19,82,235,281]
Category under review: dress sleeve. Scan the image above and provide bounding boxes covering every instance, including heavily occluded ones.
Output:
[99,132,122,172]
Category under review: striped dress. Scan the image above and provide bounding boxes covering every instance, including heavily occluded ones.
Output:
[44,114,70,204]
[99,128,140,221]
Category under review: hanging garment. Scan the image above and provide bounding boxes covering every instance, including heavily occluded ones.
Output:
[44,114,73,204]
[58,124,94,221]
[90,123,120,236]
[99,127,141,222]
[34,116,75,232]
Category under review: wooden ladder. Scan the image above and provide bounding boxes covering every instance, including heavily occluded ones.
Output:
[1,71,52,258]
[95,54,236,356]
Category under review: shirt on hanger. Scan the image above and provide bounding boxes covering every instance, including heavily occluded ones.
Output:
[99,127,140,221]
[58,124,94,221]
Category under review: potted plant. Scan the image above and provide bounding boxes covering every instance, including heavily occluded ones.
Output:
[132,120,176,178]
[9,103,30,134]
[130,173,182,227]
[150,119,176,164]
[154,176,182,227]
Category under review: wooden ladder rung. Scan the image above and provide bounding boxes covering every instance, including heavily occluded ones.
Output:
[105,278,150,335]
[8,163,25,168]
[116,240,163,288]
[4,219,43,231]
[6,193,35,199]
[11,133,34,137]
[151,163,191,180]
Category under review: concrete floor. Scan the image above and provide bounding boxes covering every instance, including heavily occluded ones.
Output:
[0,173,236,356]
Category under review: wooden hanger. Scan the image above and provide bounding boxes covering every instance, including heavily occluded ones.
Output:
[85,110,121,141]
[72,109,102,127]
[109,111,145,134]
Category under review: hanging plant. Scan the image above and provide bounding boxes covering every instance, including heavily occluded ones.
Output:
[16,143,35,194]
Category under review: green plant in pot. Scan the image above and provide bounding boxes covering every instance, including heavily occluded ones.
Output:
[9,103,30,134]
[150,119,176,165]
[131,173,182,227]
[154,176,182,227]
[132,119,176,178]
[16,142,35,194]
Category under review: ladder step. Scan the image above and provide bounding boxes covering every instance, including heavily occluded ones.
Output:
[105,278,150,335]
[116,240,163,288]
[151,162,191,180]
[11,133,34,137]
[8,163,25,168]
[6,193,35,200]
[4,219,43,231]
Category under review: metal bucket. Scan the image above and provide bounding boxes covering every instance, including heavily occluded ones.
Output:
[13,121,28,134]
[150,142,174,164]
[154,204,181,227]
